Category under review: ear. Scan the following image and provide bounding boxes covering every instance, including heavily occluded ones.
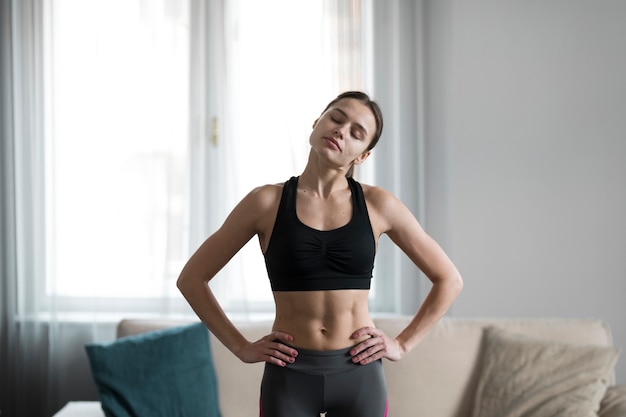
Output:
[352,150,371,166]
[312,118,319,129]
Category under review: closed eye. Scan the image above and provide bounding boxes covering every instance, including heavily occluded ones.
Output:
[329,108,368,139]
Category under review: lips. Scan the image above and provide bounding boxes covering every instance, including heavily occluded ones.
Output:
[324,137,341,151]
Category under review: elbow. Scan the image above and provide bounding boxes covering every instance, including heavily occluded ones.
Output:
[451,271,463,297]
[430,270,463,301]
[442,269,463,298]
[176,275,185,294]
[176,267,210,295]
[176,271,192,294]
[455,274,464,295]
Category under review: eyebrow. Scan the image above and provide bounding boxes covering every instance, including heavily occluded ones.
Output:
[332,108,369,137]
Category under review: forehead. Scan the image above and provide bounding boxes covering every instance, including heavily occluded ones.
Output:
[326,98,377,134]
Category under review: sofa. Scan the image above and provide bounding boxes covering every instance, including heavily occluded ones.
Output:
[54,316,626,417]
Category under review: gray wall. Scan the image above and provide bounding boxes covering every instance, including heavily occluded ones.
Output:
[423,0,626,383]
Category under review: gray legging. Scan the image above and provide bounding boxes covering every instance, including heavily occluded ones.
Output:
[259,344,388,417]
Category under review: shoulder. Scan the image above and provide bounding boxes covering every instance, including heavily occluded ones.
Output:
[358,183,411,234]
[220,181,286,236]
[359,183,402,211]
[247,182,284,203]
[237,182,285,214]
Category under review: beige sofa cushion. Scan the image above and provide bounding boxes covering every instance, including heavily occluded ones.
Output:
[377,317,615,417]
[600,385,626,417]
[470,327,620,417]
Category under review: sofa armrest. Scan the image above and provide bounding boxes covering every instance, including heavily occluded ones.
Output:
[599,385,626,417]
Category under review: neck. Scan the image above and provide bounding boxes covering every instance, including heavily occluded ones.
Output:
[298,168,349,199]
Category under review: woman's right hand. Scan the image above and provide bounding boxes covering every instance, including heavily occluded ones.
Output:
[236,331,299,367]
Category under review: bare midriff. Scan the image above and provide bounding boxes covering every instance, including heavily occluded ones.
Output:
[272,289,375,351]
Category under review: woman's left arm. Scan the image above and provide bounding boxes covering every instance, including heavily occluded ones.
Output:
[350,187,463,364]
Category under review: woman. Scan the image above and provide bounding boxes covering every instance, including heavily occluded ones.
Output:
[177,91,463,417]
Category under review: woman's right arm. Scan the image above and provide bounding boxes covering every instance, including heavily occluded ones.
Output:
[176,185,298,367]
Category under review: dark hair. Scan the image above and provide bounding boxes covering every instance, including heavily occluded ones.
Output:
[322,91,384,152]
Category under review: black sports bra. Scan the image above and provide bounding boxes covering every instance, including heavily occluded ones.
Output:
[263,176,376,291]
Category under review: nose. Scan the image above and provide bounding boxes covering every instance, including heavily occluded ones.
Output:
[333,128,344,139]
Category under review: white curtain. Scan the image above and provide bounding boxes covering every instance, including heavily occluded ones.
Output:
[368,0,429,314]
[2,0,196,415]
[1,1,53,416]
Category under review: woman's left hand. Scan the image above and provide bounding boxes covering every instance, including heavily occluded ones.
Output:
[349,327,406,365]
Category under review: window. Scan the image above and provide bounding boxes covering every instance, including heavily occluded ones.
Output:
[211,0,371,315]
[40,0,372,318]
[40,0,192,318]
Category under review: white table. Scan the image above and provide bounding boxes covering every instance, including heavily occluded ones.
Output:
[52,402,104,417]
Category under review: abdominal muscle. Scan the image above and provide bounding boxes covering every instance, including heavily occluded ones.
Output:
[272,289,375,351]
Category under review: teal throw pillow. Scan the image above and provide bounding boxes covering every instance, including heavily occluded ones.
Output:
[85,322,221,417]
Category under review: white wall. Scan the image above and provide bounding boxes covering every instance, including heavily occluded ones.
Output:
[423,0,626,383]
